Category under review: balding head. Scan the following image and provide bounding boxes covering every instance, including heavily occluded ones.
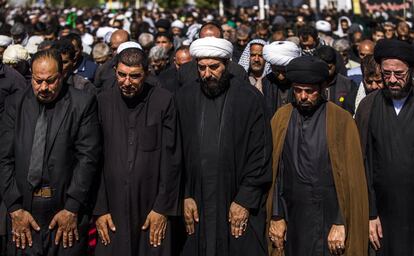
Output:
[358,40,375,60]
[199,22,223,38]
[110,30,130,56]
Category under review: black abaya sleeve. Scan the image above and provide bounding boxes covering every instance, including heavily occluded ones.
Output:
[233,100,272,210]
[152,97,182,216]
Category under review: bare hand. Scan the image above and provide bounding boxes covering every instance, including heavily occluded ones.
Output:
[228,202,249,238]
[49,209,78,248]
[10,209,40,249]
[95,214,116,246]
[141,210,167,247]
[269,219,286,251]
[328,224,346,255]
[183,198,199,235]
[369,217,383,250]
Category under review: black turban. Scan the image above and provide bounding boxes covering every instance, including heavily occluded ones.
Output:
[374,39,414,67]
[286,56,329,84]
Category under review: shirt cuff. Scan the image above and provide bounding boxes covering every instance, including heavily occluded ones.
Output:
[8,204,23,214]
[64,197,82,213]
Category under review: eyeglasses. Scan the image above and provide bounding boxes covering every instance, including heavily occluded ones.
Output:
[116,71,143,81]
[382,69,409,80]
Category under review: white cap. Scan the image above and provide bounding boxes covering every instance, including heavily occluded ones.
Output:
[316,20,332,33]
[0,35,12,47]
[171,20,184,29]
[117,41,143,54]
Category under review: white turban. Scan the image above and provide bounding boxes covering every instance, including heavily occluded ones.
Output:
[2,44,30,64]
[190,37,233,59]
[171,20,184,29]
[117,41,143,54]
[263,41,301,67]
[0,35,12,47]
[25,35,43,54]
[316,20,332,33]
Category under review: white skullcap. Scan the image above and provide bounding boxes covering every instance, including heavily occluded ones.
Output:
[96,27,115,39]
[0,35,12,47]
[190,37,233,59]
[117,41,143,54]
[263,41,301,66]
[171,20,184,29]
[25,35,43,54]
[3,44,30,64]
[316,20,332,33]
[82,33,94,46]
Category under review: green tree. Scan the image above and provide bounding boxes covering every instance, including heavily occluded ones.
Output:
[195,0,218,9]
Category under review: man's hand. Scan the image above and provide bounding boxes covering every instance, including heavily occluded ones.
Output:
[10,209,40,249]
[369,217,383,250]
[228,202,249,238]
[328,224,346,255]
[141,210,167,247]
[269,219,286,252]
[49,209,78,248]
[95,214,116,246]
[183,198,199,235]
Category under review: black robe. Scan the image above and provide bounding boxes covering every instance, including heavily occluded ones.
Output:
[159,66,180,93]
[94,82,182,256]
[365,91,414,255]
[175,76,272,256]
[325,73,356,109]
[261,73,293,119]
[273,102,343,256]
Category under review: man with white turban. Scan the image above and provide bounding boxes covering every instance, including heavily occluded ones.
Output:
[177,22,248,87]
[2,44,31,82]
[261,41,301,118]
[176,36,272,256]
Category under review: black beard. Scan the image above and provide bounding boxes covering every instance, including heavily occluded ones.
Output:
[200,69,231,98]
[294,96,325,116]
[382,74,412,100]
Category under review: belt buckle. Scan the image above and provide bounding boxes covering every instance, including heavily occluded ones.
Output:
[33,187,53,198]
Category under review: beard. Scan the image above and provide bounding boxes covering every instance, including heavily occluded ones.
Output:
[200,68,231,98]
[382,74,412,100]
[294,95,325,116]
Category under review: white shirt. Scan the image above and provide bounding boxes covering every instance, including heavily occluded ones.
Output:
[392,97,408,115]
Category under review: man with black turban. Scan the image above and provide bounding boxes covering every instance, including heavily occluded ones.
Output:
[356,39,414,255]
[268,56,369,256]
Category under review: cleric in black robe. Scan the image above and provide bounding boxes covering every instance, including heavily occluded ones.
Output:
[356,39,414,256]
[269,56,369,256]
[261,41,301,118]
[176,37,272,256]
[93,47,181,256]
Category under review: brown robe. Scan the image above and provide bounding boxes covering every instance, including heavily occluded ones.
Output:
[267,102,369,256]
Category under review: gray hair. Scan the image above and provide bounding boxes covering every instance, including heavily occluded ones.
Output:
[92,43,111,59]
[138,33,154,49]
[333,39,351,52]
[148,45,168,61]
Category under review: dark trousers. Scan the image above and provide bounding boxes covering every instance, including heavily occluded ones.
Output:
[7,197,89,256]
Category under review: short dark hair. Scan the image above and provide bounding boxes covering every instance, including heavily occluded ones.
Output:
[175,45,190,54]
[53,39,76,60]
[361,54,380,77]
[116,48,148,71]
[298,26,318,41]
[63,33,82,48]
[200,22,224,38]
[315,46,336,65]
[31,49,63,74]
[45,25,58,36]
[155,32,173,43]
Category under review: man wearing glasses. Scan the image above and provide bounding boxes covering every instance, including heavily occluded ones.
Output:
[0,49,101,255]
[356,39,414,255]
[94,46,181,256]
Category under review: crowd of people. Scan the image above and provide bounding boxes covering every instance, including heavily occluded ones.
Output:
[0,2,414,256]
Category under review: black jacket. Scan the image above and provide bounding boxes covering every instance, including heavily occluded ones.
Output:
[0,86,102,214]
